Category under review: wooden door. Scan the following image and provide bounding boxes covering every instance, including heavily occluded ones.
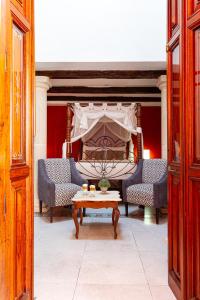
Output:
[185,1,200,299]
[168,0,200,299]
[0,0,7,298]
[0,0,35,299]
[167,1,185,299]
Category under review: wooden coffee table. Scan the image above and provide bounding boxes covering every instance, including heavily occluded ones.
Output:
[72,191,121,239]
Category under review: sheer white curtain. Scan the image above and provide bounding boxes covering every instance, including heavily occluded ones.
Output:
[81,117,131,143]
[71,103,137,143]
[62,103,140,159]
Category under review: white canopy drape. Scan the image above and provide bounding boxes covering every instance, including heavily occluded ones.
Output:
[80,116,133,160]
[82,117,131,143]
[62,103,142,159]
[71,102,138,143]
[71,103,137,143]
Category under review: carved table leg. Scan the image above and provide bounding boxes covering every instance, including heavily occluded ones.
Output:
[112,209,115,225]
[72,206,79,239]
[83,207,86,217]
[80,208,83,225]
[113,208,120,239]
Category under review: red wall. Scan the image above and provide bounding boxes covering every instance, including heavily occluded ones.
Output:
[47,106,81,159]
[47,106,66,158]
[47,105,161,159]
[141,106,161,158]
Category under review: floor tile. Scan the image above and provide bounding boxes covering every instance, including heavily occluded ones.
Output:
[83,249,143,272]
[133,230,167,253]
[34,281,75,300]
[78,261,147,285]
[150,285,177,300]
[139,251,168,285]
[74,284,152,300]
[35,256,80,284]
[85,239,137,251]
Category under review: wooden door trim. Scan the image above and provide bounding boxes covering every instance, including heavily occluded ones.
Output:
[10,2,30,32]
[195,1,200,13]
[168,29,180,49]
[167,1,187,298]
[10,165,29,181]
[185,1,200,299]
[168,0,180,38]
[187,10,200,29]
[169,271,181,299]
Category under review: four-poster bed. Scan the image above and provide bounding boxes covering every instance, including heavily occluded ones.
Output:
[63,102,143,181]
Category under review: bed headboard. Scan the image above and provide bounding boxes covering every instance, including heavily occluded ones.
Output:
[64,102,143,162]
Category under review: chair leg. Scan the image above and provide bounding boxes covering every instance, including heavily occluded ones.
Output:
[125,202,129,217]
[83,208,86,217]
[156,208,160,224]
[50,207,53,223]
[39,201,42,214]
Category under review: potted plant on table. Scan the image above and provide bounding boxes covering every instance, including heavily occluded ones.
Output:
[98,178,111,193]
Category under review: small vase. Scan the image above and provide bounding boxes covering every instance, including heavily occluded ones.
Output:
[100,187,108,193]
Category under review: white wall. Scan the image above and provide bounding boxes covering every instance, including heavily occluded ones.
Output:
[35,0,167,62]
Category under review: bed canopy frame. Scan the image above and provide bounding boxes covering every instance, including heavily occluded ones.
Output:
[65,102,143,158]
[63,102,143,179]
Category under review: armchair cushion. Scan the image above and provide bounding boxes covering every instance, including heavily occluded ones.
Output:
[142,159,167,184]
[122,160,143,201]
[44,159,71,184]
[127,183,154,206]
[69,158,86,186]
[153,172,168,208]
[55,183,81,206]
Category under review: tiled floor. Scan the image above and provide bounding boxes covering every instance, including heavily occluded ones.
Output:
[34,205,176,300]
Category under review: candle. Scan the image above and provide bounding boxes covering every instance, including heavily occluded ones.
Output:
[82,183,88,192]
[89,185,96,192]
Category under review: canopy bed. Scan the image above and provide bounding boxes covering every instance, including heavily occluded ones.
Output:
[62,102,143,181]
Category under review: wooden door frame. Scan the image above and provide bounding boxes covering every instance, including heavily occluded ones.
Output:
[1,0,35,299]
[167,0,187,299]
[185,2,200,299]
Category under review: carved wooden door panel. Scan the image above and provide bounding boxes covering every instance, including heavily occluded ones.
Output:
[167,0,185,300]
[171,0,181,32]
[8,1,34,299]
[167,41,184,300]
[0,0,7,298]
[167,1,185,299]
[168,0,200,299]
[185,2,200,299]
[0,0,35,299]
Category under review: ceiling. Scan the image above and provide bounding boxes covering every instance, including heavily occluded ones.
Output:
[36,62,166,105]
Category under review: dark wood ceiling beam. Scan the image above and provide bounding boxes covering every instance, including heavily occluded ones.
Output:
[48,86,160,94]
[47,96,161,102]
[36,70,166,79]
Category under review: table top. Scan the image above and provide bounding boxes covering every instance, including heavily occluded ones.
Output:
[72,190,122,202]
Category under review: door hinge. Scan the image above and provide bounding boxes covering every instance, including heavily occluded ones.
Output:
[166,45,169,53]
[4,192,7,217]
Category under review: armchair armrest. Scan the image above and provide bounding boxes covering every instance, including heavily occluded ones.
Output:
[70,158,87,186]
[38,160,55,207]
[122,160,143,201]
[153,172,168,208]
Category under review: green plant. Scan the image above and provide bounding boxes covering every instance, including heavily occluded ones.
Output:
[98,178,111,189]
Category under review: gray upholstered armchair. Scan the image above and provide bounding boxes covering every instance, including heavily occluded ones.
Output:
[38,158,86,222]
[122,159,167,224]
